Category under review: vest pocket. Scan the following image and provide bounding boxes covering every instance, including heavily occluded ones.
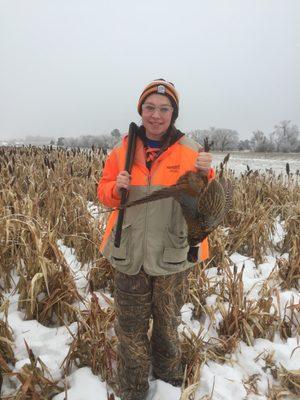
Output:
[163,247,189,264]
[161,227,189,268]
[111,223,132,266]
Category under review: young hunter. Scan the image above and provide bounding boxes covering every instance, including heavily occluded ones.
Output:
[98,79,214,400]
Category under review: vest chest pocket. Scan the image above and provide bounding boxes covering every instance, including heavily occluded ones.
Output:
[111,223,132,266]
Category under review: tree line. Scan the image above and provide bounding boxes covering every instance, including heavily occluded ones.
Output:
[54,128,122,150]
[188,120,300,152]
[49,120,300,152]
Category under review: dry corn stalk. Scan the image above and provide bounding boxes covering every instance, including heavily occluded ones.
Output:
[0,320,15,369]
[2,341,63,400]
[0,301,15,366]
[273,291,300,340]
[217,265,278,345]
[186,262,218,319]
[278,365,300,396]
[208,226,232,269]
[266,384,293,400]
[243,373,261,396]
[14,219,83,325]
[63,292,117,386]
[181,327,206,388]
[87,257,115,292]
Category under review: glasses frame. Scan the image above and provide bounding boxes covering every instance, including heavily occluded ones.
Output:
[141,103,174,116]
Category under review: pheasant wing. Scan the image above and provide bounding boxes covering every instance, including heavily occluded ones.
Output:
[186,178,230,245]
[120,180,192,210]
[218,175,234,216]
[120,170,206,210]
[188,178,233,245]
[120,185,178,209]
[198,179,226,227]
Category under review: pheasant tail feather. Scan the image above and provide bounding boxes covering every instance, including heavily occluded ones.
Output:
[121,185,180,209]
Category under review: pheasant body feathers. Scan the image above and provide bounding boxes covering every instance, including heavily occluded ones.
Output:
[121,169,233,246]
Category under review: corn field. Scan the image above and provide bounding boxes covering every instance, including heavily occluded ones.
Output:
[0,146,299,399]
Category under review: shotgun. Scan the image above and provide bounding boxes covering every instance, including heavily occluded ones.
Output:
[114,122,138,247]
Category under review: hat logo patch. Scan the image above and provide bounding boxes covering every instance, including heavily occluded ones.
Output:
[157,85,166,94]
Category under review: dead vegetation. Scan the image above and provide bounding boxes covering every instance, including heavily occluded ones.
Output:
[0,302,15,367]
[63,292,117,386]
[4,341,63,400]
[88,257,115,293]
[217,265,278,344]
[0,146,299,399]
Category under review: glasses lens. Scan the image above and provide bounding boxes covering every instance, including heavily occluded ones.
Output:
[142,104,173,115]
[142,104,155,113]
[159,106,173,114]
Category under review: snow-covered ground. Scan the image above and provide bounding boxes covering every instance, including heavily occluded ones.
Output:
[1,239,299,399]
[212,151,300,175]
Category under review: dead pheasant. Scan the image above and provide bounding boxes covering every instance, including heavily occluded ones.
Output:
[118,168,233,261]
[122,170,233,244]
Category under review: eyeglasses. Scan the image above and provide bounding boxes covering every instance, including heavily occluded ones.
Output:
[141,103,173,115]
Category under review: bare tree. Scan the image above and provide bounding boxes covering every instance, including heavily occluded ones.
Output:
[110,128,121,146]
[188,129,212,146]
[271,120,299,152]
[250,130,274,152]
[57,137,66,147]
[211,128,239,151]
[238,139,251,151]
[188,127,239,150]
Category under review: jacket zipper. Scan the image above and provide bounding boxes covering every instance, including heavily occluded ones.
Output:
[142,171,151,268]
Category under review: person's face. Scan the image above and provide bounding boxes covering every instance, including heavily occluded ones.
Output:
[141,94,173,140]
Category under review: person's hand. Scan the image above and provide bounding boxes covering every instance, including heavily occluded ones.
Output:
[195,152,212,172]
[115,170,131,195]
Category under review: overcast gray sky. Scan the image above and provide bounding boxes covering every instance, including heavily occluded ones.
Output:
[0,0,299,140]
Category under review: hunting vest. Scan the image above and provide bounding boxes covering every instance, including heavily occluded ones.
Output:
[98,134,214,276]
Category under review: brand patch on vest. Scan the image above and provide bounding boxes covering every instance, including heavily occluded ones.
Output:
[166,164,180,172]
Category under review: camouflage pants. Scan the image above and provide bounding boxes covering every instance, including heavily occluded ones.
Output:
[114,267,189,400]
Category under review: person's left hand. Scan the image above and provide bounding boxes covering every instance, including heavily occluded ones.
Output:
[195,152,212,172]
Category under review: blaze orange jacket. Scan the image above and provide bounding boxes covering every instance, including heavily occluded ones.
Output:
[98,133,214,276]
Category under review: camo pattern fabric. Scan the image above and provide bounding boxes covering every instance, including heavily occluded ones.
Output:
[114,267,189,400]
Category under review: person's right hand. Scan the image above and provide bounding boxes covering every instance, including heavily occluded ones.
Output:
[115,170,131,195]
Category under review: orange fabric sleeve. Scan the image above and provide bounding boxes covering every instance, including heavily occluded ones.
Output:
[200,167,215,261]
[200,238,209,261]
[97,149,122,208]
